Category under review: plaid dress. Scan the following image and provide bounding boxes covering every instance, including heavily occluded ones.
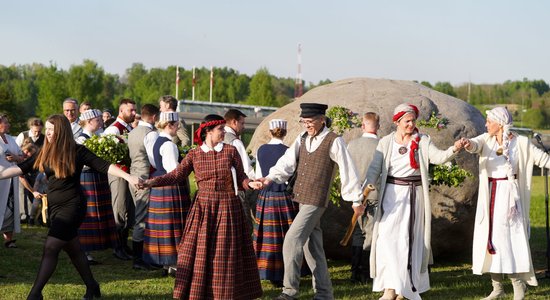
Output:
[144,137,191,266]
[78,133,119,251]
[78,170,119,251]
[253,143,299,281]
[153,143,262,300]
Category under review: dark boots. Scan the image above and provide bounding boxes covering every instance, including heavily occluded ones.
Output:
[132,241,155,271]
[350,246,369,284]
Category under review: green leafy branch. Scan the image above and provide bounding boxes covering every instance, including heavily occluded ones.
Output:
[326,106,362,135]
[417,111,449,130]
[83,134,130,166]
[178,144,196,159]
[326,105,362,206]
[429,163,472,187]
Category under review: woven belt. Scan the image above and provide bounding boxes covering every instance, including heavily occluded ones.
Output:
[387,175,422,292]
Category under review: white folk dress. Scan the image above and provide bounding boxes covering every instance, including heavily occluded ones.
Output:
[485,138,531,274]
[372,140,429,300]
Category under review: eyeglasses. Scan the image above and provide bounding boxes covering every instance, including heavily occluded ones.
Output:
[299,118,319,126]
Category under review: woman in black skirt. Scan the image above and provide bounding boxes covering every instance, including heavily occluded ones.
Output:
[0,114,139,300]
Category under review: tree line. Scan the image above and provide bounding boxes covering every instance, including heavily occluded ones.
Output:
[421,79,550,129]
[0,60,329,133]
[1,59,549,132]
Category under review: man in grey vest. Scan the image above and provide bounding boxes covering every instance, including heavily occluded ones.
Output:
[127,104,159,270]
[260,103,365,300]
[223,109,256,227]
[347,112,380,284]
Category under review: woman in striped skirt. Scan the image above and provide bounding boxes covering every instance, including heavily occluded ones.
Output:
[253,119,299,287]
[143,111,190,274]
[139,114,263,300]
[76,109,122,264]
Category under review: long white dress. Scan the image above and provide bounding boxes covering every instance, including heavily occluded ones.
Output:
[372,140,429,300]
[485,138,531,273]
[0,134,21,232]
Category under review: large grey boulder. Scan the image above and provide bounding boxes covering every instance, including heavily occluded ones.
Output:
[248,77,486,260]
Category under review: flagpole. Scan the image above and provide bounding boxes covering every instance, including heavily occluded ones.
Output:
[209,66,213,103]
[175,66,180,100]
[192,66,196,101]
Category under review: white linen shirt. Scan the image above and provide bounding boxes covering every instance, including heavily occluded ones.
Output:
[224,126,255,179]
[102,118,132,135]
[151,132,178,172]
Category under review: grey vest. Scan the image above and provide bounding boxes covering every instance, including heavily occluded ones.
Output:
[347,136,379,201]
[293,132,337,207]
[128,125,153,178]
[224,130,238,144]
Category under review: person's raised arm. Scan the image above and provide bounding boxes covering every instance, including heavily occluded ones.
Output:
[0,165,24,180]
[108,164,139,187]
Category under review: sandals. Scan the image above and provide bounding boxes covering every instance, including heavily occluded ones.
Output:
[4,240,17,248]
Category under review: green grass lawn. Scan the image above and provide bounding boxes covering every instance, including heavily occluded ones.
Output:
[1,177,550,299]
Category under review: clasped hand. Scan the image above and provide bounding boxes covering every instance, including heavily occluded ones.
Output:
[453,137,470,152]
[248,177,276,190]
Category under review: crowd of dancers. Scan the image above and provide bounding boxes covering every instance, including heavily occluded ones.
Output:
[1,98,550,300]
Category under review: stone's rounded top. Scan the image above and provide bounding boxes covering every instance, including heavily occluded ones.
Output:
[249,77,485,154]
[248,77,486,260]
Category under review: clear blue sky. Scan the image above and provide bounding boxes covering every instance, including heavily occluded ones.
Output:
[1,0,548,85]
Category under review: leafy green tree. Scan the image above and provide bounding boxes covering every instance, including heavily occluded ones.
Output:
[420,81,433,88]
[247,68,275,106]
[66,60,105,107]
[35,64,68,120]
[522,109,545,129]
[433,82,457,97]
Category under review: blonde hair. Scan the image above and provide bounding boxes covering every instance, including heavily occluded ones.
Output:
[34,115,76,178]
[157,120,177,130]
[21,142,38,156]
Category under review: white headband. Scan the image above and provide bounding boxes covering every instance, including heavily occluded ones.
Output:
[81,109,102,120]
[269,119,287,130]
[159,112,178,122]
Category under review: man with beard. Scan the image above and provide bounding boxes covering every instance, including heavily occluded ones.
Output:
[103,98,136,258]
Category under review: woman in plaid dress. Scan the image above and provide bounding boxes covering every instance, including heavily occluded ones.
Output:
[253,119,299,287]
[143,112,190,274]
[140,114,263,300]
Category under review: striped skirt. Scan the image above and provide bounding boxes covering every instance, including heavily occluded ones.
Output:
[78,170,119,251]
[144,183,190,266]
[173,189,262,300]
[253,190,299,281]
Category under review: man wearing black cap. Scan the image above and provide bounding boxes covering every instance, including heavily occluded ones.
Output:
[259,103,365,300]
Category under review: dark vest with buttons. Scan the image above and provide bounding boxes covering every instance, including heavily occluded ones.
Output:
[292,131,337,207]
[257,143,288,192]
[151,136,171,177]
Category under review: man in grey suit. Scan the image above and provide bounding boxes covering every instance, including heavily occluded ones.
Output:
[127,104,159,270]
[346,112,380,284]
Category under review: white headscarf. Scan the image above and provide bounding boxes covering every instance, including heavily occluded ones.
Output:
[485,107,514,166]
[486,107,521,222]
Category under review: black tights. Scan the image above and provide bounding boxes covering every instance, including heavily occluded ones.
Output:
[27,236,97,299]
